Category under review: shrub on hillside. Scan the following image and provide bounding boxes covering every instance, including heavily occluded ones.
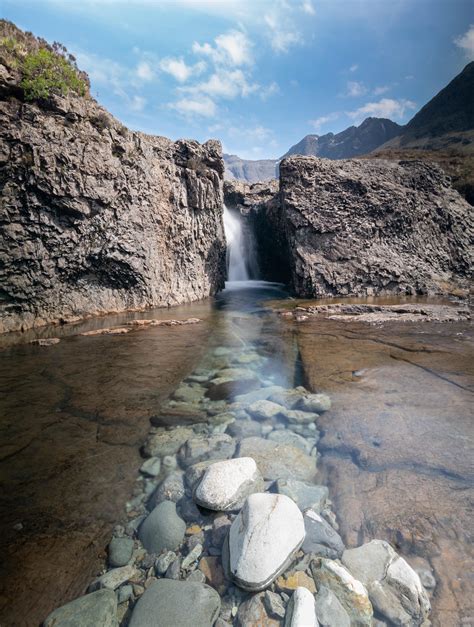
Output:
[20,48,87,101]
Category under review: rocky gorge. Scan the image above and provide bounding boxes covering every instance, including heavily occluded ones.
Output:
[0,20,472,627]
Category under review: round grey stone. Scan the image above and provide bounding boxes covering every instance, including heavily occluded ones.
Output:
[44,589,117,627]
[138,501,185,554]
[128,579,221,627]
[108,537,134,567]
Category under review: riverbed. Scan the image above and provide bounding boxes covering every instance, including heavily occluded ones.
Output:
[0,283,472,626]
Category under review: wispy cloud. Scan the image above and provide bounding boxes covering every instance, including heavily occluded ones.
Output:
[169,96,217,117]
[180,69,258,99]
[193,30,253,67]
[301,0,315,16]
[159,57,206,82]
[349,64,359,72]
[454,24,474,60]
[373,85,390,96]
[346,80,367,97]
[264,8,302,53]
[310,112,340,131]
[348,98,416,121]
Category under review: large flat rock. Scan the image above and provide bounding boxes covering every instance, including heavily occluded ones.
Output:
[236,437,317,481]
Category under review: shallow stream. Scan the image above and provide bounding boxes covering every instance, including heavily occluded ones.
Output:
[0,280,472,626]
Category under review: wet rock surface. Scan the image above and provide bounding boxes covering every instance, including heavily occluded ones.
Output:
[0,47,226,333]
[293,311,474,626]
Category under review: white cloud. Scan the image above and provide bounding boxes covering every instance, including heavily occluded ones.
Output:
[454,24,474,60]
[348,98,416,121]
[373,85,390,96]
[264,9,301,53]
[346,80,367,97]
[310,112,340,131]
[159,57,206,82]
[260,81,280,100]
[193,30,253,66]
[228,125,274,142]
[136,61,154,81]
[182,69,258,99]
[349,64,359,72]
[301,0,315,15]
[130,95,146,111]
[170,96,217,117]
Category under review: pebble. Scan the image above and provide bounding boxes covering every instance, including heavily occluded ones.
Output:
[229,493,305,591]
[181,543,203,570]
[297,393,331,413]
[247,399,284,421]
[128,580,221,627]
[341,539,431,625]
[155,551,177,576]
[212,515,232,548]
[139,457,161,477]
[165,558,181,580]
[302,509,345,558]
[162,454,178,473]
[285,586,318,627]
[199,556,226,592]
[281,408,319,425]
[194,457,264,511]
[267,429,312,453]
[150,471,185,506]
[178,434,236,467]
[276,571,316,594]
[264,590,286,619]
[142,427,194,458]
[117,584,134,604]
[237,437,317,482]
[138,501,186,554]
[311,558,373,626]
[90,565,140,591]
[314,586,350,627]
[108,537,134,568]
[187,569,206,583]
[276,478,328,512]
[236,592,280,626]
[43,589,117,627]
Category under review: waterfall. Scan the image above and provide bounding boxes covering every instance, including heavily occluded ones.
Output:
[223,205,250,282]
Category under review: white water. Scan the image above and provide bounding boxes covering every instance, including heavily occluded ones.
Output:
[223,205,250,282]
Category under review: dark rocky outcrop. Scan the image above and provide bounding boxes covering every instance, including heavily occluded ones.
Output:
[0,24,226,333]
[225,157,472,298]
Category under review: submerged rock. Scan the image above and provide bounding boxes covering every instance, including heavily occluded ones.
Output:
[311,558,373,626]
[150,471,185,506]
[128,579,221,627]
[297,394,331,414]
[43,589,117,627]
[229,493,305,591]
[108,537,134,568]
[178,434,236,467]
[267,429,313,453]
[194,457,264,511]
[237,437,316,482]
[142,427,194,458]
[341,540,431,625]
[138,501,186,554]
[276,478,328,512]
[285,586,318,627]
[247,400,284,421]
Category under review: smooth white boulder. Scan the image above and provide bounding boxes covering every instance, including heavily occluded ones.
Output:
[229,493,305,591]
[193,457,263,511]
[285,587,319,627]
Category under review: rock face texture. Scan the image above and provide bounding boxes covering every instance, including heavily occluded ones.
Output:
[279,156,472,297]
[0,49,226,333]
[225,157,472,297]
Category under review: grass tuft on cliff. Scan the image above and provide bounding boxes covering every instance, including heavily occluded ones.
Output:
[0,19,89,101]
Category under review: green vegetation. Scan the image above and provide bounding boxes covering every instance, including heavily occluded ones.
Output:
[0,19,89,102]
[20,48,87,101]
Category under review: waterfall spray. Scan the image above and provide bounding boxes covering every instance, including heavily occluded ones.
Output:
[223,205,250,282]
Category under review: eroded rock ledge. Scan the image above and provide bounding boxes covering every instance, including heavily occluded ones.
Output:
[225,157,473,298]
[0,64,226,333]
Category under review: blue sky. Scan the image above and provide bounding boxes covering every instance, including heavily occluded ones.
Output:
[2,0,473,159]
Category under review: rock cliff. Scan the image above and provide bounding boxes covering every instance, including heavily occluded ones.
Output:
[225,157,472,298]
[0,25,226,333]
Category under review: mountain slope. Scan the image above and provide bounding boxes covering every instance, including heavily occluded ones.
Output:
[281,118,403,160]
[223,154,277,183]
